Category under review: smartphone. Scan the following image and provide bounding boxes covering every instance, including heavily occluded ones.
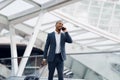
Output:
[62,27,66,30]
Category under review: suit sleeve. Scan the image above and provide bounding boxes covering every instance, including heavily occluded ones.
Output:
[65,32,73,43]
[43,34,50,59]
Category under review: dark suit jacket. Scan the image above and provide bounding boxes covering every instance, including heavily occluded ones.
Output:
[43,32,72,62]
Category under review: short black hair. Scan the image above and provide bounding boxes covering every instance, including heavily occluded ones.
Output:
[55,20,63,25]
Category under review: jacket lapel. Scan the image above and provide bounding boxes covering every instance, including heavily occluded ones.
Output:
[53,32,56,46]
[60,33,63,47]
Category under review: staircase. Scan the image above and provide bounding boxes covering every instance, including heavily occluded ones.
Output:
[71,54,120,80]
[0,64,11,78]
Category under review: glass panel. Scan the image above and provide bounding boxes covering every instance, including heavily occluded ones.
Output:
[57,0,120,36]
[114,9,120,16]
[80,0,90,5]
[114,15,120,20]
[23,12,60,27]
[23,17,39,27]
[42,22,78,32]
[0,51,120,80]
[101,13,112,19]
[64,23,79,31]
[45,27,54,33]
[88,11,100,18]
[0,0,34,16]
[116,4,120,9]
[40,23,55,31]
[89,6,101,13]
[71,53,120,80]
[99,19,110,25]
[103,2,114,9]
[88,18,98,26]
[91,0,103,7]
[42,13,60,24]
[102,8,113,15]
[109,26,120,36]
[99,24,108,31]
[69,31,82,36]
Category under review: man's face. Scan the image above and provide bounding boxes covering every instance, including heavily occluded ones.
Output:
[56,21,63,30]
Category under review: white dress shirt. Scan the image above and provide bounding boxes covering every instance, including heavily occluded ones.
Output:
[55,31,61,54]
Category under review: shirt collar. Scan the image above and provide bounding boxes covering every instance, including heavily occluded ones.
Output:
[55,31,61,34]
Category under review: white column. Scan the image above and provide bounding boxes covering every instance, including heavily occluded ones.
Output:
[9,23,18,76]
[17,11,45,76]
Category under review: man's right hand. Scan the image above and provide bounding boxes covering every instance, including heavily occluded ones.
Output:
[41,59,47,66]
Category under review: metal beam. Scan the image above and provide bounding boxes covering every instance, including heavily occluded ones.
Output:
[0,14,8,25]
[23,0,41,7]
[83,38,106,45]
[8,0,80,24]
[8,7,41,24]
[89,43,120,47]
[50,10,120,43]
[9,23,18,76]
[74,37,103,41]
[69,28,84,33]
[0,0,14,10]
[106,46,120,51]
[42,0,80,11]
[42,20,60,26]
[71,30,88,37]
[17,11,45,76]
[43,21,68,31]
[14,23,45,49]
[14,22,97,52]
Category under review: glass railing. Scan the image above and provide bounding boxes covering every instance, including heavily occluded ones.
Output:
[65,52,120,80]
[0,51,120,80]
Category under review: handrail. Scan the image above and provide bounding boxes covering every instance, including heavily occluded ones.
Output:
[0,55,43,60]
[67,50,120,55]
[0,50,120,60]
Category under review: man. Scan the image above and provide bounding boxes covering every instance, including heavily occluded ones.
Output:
[42,20,72,80]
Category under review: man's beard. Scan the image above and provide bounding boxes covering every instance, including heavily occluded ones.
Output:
[58,28,62,31]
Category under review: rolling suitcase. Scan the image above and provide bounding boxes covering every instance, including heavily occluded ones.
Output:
[24,76,39,80]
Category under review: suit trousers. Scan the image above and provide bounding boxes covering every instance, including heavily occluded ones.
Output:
[48,53,64,80]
